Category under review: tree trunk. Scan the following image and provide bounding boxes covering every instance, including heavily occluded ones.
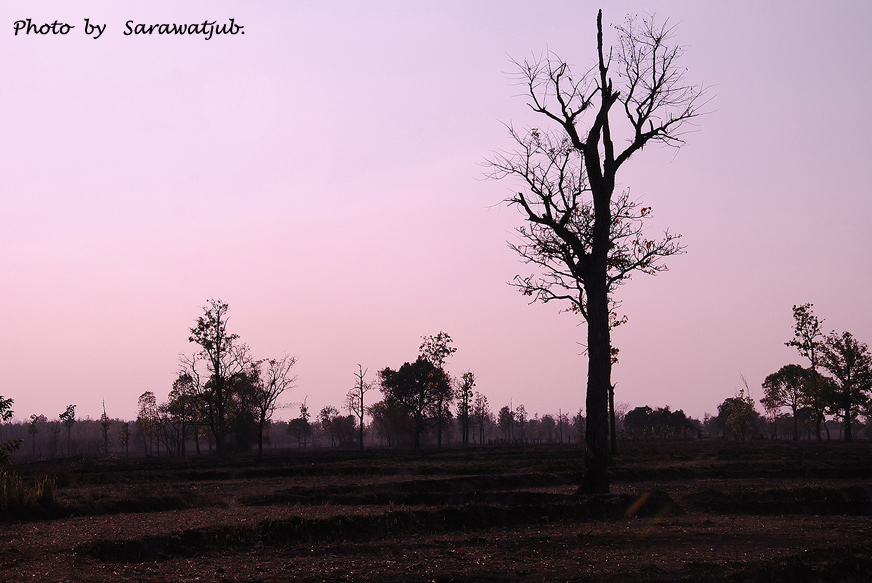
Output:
[845,415,853,442]
[609,383,617,456]
[436,396,443,448]
[579,276,612,494]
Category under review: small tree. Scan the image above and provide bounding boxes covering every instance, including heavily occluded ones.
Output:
[347,365,373,450]
[820,331,872,442]
[252,355,297,458]
[515,404,528,441]
[419,332,457,448]
[119,422,130,457]
[456,372,475,447]
[498,405,515,440]
[378,357,451,450]
[137,392,159,456]
[786,303,827,440]
[100,401,111,455]
[761,364,808,441]
[319,406,340,447]
[59,404,76,456]
[27,414,41,457]
[181,299,252,456]
[716,389,759,441]
[472,391,490,445]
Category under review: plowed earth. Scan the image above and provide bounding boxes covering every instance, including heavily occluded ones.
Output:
[2,442,872,582]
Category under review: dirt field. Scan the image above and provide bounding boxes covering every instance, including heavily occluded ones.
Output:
[2,441,871,582]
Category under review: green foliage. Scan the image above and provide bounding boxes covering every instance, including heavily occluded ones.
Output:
[0,439,22,466]
[0,395,13,425]
[717,390,759,441]
[0,470,56,511]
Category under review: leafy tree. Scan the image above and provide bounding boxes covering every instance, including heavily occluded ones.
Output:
[0,438,21,466]
[820,331,872,442]
[419,332,457,448]
[557,409,569,444]
[287,399,312,448]
[378,357,451,450]
[26,415,41,457]
[471,391,490,445]
[497,405,514,440]
[59,404,76,456]
[119,422,130,457]
[347,364,373,450]
[539,414,557,443]
[761,364,808,441]
[623,405,694,440]
[786,303,827,440]
[181,299,252,456]
[136,392,159,456]
[716,390,759,440]
[515,404,528,441]
[456,372,475,447]
[367,399,411,447]
[99,401,111,455]
[165,373,201,456]
[487,11,704,493]
[319,406,340,447]
[331,415,357,447]
[0,396,13,440]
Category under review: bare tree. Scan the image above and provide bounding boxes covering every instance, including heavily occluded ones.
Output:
[488,11,704,493]
[252,355,297,458]
[347,364,373,450]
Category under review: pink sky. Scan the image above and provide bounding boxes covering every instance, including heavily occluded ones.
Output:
[2,1,870,424]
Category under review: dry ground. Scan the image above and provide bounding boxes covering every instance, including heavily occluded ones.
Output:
[2,442,871,582]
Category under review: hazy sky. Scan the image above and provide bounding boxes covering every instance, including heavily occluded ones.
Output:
[2,1,870,424]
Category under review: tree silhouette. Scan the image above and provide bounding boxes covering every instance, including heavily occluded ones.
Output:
[378,357,451,450]
[456,371,476,447]
[488,10,704,493]
[419,332,457,448]
[181,299,252,456]
[347,365,373,450]
[252,355,297,458]
[821,331,872,442]
[0,396,13,441]
[59,404,76,456]
[786,304,827,440]
[472,392,490,445]
[761,364,808,441]
[99,400,111,456]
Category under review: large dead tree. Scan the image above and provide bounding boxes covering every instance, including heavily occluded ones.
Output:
[488,10,705,493]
